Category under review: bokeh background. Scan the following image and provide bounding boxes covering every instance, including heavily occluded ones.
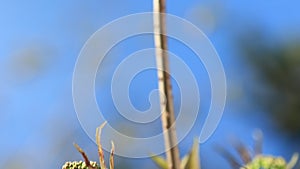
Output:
[1,0,300,168]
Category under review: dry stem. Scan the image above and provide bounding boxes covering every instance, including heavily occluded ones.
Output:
[153,0,181,168]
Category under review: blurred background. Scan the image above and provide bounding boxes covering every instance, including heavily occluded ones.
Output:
[1,0,300,168]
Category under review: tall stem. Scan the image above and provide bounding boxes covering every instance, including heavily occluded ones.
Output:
[153,0,181,169]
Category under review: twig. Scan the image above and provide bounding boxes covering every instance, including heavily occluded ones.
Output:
[110,141,115,169]
[153,0,181,168]
[96,122,107,169]
[73,143,97,169]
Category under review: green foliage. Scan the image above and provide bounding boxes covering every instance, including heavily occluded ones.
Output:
[151,156,168,169]
[239,33,300,136]
[182,139,200,169]
[219,131,299,169]
[151,139,200,169]
[241,153,299,169]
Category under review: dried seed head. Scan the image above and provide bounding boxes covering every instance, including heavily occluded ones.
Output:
[62,122,115,169]
[62,160,100,169]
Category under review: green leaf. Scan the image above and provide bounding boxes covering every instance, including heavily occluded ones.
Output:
[151,155,168,169]
[184,138,200,169]
[150,138,201,169]
[180,154,189,169]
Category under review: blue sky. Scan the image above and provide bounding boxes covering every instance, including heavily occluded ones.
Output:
[1,0,300,168]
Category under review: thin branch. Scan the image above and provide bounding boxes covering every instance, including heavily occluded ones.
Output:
[96,122,107,169]
[214,145,242,169]
[110,141,115,169]
[153,0,181,169]
[232,142,252,164]
[73,143,97,169]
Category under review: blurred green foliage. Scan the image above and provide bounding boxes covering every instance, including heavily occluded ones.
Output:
[151,139,200,169]
[218,132,299,169]
[242,154,299,169]
[239,32,300,137]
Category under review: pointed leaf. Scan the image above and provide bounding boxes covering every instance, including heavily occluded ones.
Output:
[184,138,200,169]
[180,154,189,169]
[151,155,168,169]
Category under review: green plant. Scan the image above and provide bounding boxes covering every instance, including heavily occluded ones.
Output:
[151,139,201,169]
[242,154,299,169]
[218,131,299,169]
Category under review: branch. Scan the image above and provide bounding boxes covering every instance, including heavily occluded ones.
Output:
[153,0,181,169]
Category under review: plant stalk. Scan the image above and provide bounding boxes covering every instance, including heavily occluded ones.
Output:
[153,0,181,169]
